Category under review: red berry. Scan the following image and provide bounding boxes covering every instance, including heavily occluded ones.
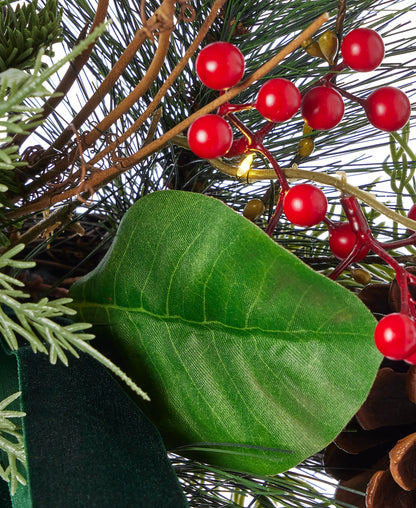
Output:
[283,184,327,227]
[405,350,416,365]
[374,313,416,360]
[409,204,416,220]
[301,86,345,130]
[328,222,370,260]
[187,115,233,159]
[195,42,245,90]
[255,78,301,122]
[408,203,416,233]
[365,87,411,132]
[341,28,384,72]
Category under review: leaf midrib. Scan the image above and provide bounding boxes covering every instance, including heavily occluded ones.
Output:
[72,300,370,338]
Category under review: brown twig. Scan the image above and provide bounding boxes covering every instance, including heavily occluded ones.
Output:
[15,0,225,205]
[17,0,179,200]
[44,0,178,158]
[87,0,227,167]
[335,0,348,37]
[141,108,163,148]
[83,28,172,147]
[44,31,148,157]
[9,203,77,247]
[68,124,94,204]
[177,0,196,23]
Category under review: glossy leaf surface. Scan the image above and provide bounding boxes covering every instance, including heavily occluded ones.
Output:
[70,190,381,474]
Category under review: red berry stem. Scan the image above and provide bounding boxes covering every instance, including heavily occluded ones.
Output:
[226,136,249,157]
[217,102,255,116]
[320,61,348,84]
[257,121,278,142]
[300,61,348,97]
[330,194,416,318]
[330,84,367,107]
[225,112,261,156]
[327,195,378,280]
[227,113,289,189]
[226,112,255,144]
[323,216,335,227]
[225,113,277,152]
[225,112,291,236]
[328,196,373,280]
[260,145,289,192]
[380,233,416,251]
[225,114,284,158]
[265,192,285,237]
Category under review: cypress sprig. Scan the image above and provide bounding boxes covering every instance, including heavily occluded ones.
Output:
[0,244,149,402]
[0,391,26,496]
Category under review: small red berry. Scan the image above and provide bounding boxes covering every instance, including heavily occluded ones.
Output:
[187,114,233,159]
[408,203,416,233]
[255,78,301,122]
[374,313,416,360]
[283,184,327,227]
[341,28,384,72]
[405,350,416,365]
[328,222,370,260]
[301,86,345,130]
[365,86,411,132]
[408,204,416,220]
[195,42,245,90]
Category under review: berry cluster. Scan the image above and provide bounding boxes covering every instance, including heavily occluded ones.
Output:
[187,29,415,362]
[188,28,411,159]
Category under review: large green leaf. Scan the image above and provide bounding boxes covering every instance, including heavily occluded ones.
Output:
[70,190,381,475]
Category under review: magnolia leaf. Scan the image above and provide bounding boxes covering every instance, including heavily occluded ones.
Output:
[70,190,381,475]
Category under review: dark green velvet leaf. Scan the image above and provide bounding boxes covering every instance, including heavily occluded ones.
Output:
[70,190,382,475]
[0,345,187,507]
[0,479,12,508]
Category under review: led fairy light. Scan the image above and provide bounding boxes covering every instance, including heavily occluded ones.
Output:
[236,153,254,178]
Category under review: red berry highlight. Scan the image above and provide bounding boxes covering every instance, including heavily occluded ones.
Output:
[374,313,416,360]
[341,28,384,72]
[255,78,301,123]
[365,86,411,132]
[195,42,245,90]
[301,86,345,130]
[328,222,370,260]
[283,184,327,227]
[187,115,233,159]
